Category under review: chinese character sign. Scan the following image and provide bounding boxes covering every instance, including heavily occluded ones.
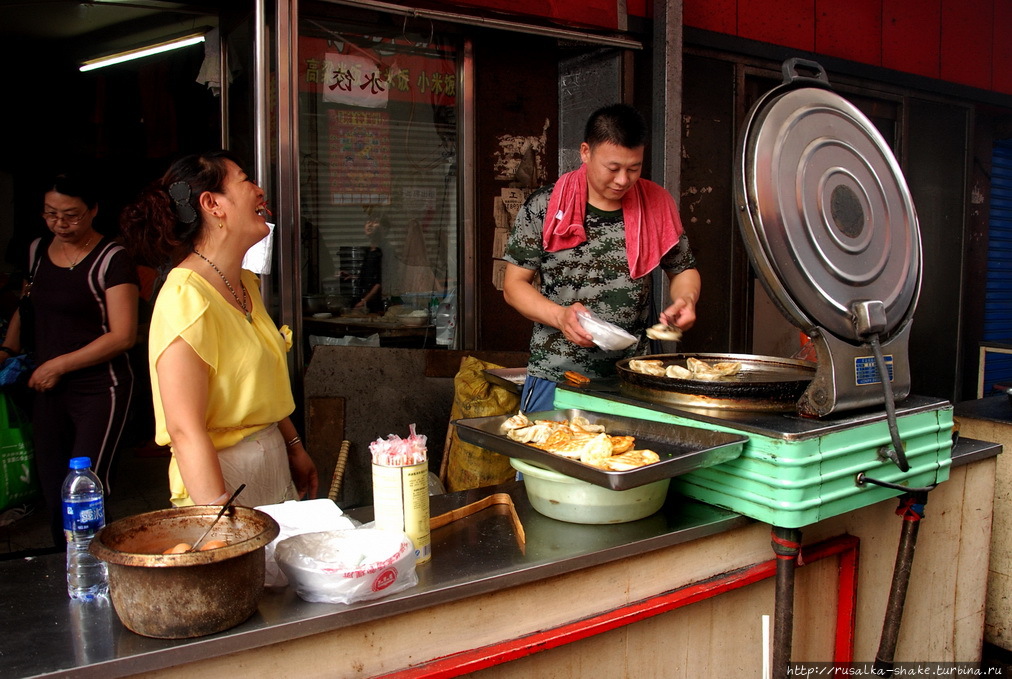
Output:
[301,37,456,108]
[323,53,390,108]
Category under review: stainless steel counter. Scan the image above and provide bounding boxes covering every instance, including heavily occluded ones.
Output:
[955,394,1012,425]
[1,484,749,679]
[2,438,998,679]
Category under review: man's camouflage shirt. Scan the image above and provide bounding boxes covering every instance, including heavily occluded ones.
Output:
[503,182,696,381]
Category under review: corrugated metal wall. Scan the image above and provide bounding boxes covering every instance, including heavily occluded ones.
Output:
[984,139,1012,392]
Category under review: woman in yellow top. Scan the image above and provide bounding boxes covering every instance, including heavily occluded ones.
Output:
[121,151,318,507]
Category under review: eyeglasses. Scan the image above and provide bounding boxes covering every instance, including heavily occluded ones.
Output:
[42,212,88,226]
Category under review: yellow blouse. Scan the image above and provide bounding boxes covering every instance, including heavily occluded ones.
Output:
[148,267,295,452]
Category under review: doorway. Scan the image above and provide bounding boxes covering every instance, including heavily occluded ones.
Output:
[0,2,226,271]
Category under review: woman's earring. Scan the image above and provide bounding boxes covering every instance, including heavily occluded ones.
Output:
[218,222,224,229]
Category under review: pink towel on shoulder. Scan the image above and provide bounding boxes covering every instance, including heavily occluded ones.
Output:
[542,164,683,279]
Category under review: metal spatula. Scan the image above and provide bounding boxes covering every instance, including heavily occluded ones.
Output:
[189,483,246,552]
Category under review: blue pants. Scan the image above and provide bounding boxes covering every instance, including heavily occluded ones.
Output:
[520,375,557,413]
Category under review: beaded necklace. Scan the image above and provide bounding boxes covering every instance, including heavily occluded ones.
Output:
[192,250,252,323]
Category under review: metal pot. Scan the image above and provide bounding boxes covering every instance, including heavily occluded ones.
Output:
[303,294,328,314]
[89,506,279,639]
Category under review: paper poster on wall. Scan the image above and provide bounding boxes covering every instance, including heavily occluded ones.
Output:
[492,227,509,259]
[500,187,526,215]
[492,259,507,291]
[328,108,392,205]
[491,184,530,290]
[493,120,550,188]
[323,52,390,108]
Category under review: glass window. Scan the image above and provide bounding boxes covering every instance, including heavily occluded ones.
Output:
[297,18,459,347]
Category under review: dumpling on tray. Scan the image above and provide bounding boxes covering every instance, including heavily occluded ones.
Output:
[542,432,614,465]
[506,422,556,444]
[594,449,661,471]
[629,359,665,376]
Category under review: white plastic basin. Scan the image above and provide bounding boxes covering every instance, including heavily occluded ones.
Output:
[511,457,669,524]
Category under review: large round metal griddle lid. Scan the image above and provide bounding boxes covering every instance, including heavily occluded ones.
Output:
[736,59,921,343]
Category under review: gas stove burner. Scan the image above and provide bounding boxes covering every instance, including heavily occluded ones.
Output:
[735,59,922,416]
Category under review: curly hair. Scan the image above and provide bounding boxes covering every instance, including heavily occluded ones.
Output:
[120,150,242,268]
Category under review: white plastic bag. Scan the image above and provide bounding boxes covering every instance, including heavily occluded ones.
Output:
[242,221,274,274]
[275,528,418,604]
[576,310,637,351]
[309,334,381,348]
[256,498,356,587]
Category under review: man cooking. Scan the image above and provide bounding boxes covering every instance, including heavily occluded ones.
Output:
[502,103,701,412]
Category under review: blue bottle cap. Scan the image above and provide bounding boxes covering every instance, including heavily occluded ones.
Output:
[69,457,92,470]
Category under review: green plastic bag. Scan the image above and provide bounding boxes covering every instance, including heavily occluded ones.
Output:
[0,392,38,511]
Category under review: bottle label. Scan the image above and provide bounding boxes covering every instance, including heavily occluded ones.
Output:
[371,461,431,564]
[63,498,105,536]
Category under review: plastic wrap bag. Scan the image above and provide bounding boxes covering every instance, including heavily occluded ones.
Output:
[0,355,32,386]
[576,310,637,350]
[275,528,418,604]
[256,498,356,587]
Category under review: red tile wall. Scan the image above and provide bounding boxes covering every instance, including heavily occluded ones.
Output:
[940,0,993,90]
[995,0,1012,94]
[739,0,816,52]
[451,0,619,30]
[882,0,941,79]
[679,0,1012,95]
[627,0,649,19]
[816,0,881,66]
[684,0,737,34]
[480,0,1011,95]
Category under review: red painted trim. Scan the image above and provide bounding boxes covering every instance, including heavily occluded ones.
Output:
[373,534,861,678]
[834,536,860,663]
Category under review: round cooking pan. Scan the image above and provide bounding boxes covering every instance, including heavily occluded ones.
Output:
[616,353,816,412]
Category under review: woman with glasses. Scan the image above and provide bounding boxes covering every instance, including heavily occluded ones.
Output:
[2,172,139,547]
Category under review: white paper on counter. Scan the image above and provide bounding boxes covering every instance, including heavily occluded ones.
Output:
[256,498,356,587]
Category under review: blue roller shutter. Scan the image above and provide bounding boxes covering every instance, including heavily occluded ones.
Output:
[984,140,1012,393]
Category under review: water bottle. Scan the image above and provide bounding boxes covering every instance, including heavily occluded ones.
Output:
[435,291,456,347]
[428,295,440,325]
[62,457,109,601]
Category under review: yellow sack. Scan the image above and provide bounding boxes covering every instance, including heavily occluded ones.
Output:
[445,356,520,492]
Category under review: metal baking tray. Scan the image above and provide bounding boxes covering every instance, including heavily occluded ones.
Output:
[483,368,527,394]
[453,408,748,491]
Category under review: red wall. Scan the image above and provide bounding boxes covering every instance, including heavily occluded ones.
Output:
[452,0,1010,96]
[450,0,620,29]
[682,0,1012,95]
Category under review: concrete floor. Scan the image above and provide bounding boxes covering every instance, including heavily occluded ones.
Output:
[0,445,171,557]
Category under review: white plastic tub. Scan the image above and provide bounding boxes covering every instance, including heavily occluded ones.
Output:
[511,458,669,524]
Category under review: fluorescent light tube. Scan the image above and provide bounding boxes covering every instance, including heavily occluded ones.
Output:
[80,33,206,72]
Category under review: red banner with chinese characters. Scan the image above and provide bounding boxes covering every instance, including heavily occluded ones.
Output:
[300,37,455,108]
